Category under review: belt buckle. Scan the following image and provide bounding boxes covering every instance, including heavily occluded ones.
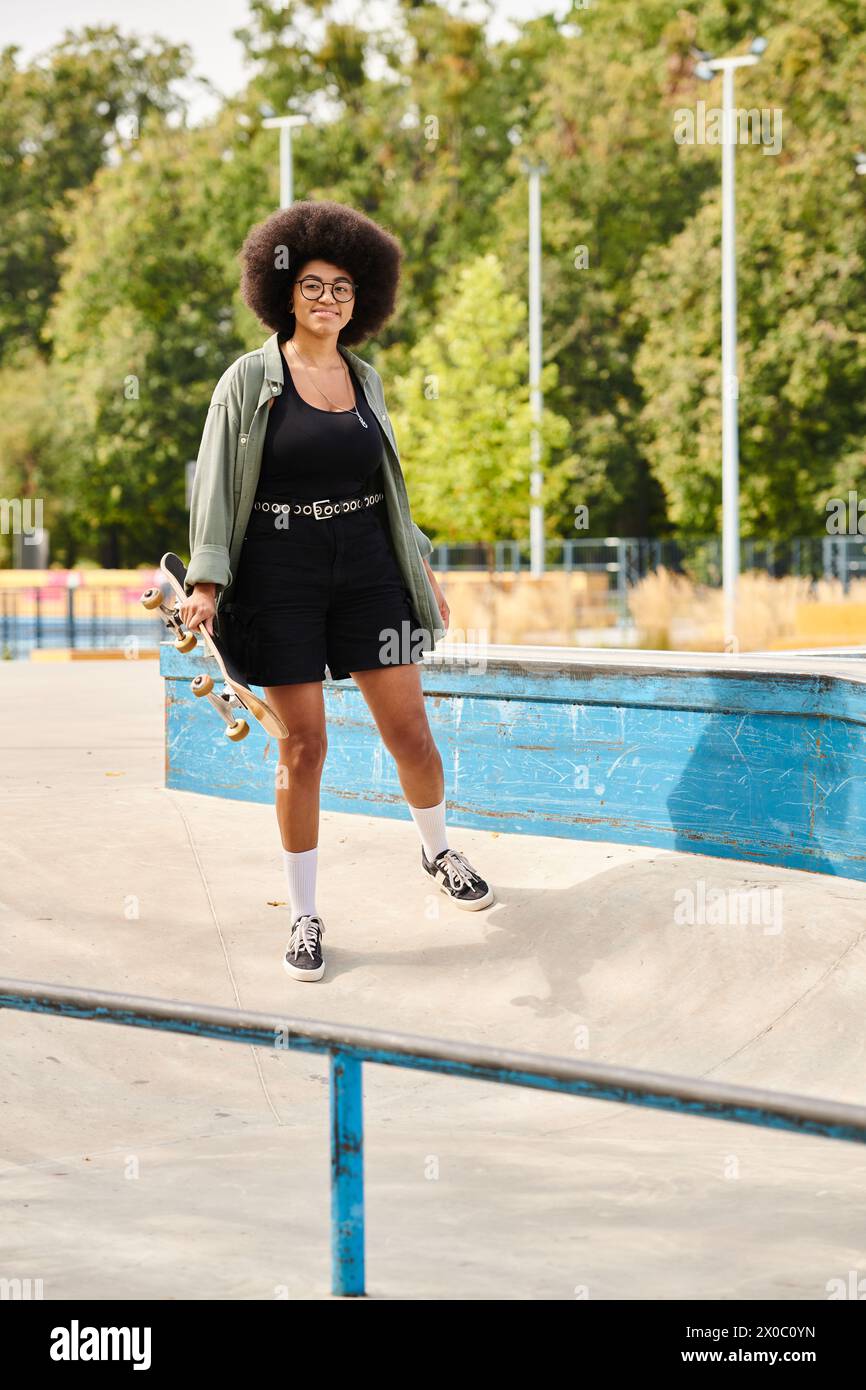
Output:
[312,498,330,520]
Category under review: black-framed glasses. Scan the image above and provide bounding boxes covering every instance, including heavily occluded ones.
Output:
[295,276,357,302]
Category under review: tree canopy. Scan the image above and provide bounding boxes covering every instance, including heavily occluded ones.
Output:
[0,0,862,566]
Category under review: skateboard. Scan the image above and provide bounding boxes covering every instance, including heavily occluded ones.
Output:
[141,552,288,742]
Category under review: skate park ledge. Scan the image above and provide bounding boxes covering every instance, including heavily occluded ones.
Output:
[159,641,866,885]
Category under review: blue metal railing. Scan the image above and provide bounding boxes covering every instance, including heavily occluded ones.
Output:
[2,978,865,1297]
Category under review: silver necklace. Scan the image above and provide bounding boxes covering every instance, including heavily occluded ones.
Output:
[287,339,368,428]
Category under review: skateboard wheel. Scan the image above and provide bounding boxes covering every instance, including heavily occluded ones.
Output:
[191,673,214,697]
[141,587,163,611]
[227,719,250,742]
[175,632,197,654]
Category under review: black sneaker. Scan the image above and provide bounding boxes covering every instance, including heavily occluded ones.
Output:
[421,847,495,911]
[283,914,326,981]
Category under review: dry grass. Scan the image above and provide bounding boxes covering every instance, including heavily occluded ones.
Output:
[627,569,866,651]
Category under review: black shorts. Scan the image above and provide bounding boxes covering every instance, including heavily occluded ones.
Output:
[217,494,424,686]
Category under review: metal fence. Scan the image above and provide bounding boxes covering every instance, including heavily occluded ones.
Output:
[0,583,164,660]
[5,538,866,658]
[431,536,866,586]
[2,978,864,1297]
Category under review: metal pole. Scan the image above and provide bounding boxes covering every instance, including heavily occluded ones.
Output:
[617,539,627,622]
[721,64,739,650]
[702,48,759,645]
[330,1052,365,1296]
[280,125,292,208]
[527,165,545,576]
[262,116,306,209]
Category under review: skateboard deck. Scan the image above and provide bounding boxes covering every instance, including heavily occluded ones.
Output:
[141,552,288,742]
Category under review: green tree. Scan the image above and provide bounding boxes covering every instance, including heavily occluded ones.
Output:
[488,2,721,538]
[384,252,575,547]
[232,1,558,356]
[4,0,865,566]
[631,3,866,538]
[0,348,74,566]
[44,126,245,566]
[0,26,195,362]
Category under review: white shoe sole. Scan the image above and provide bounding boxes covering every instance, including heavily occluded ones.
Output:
[435,880,495,911]
[283,954,325,982]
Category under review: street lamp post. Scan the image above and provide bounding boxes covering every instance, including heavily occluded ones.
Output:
[262,114,308,207]
[694,41,765,649]
[520,158,548,576]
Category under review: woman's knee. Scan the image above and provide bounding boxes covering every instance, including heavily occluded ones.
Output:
[386,720,436,765]
[278,729,328,775]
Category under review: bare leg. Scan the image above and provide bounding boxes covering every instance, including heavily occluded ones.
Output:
[264,680,327,851]
[350,662,443,806]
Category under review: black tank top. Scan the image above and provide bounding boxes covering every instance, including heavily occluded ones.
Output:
[256,339,386,499]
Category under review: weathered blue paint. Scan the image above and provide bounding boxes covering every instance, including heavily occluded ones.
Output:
[330,1053,365,1297]
[3,977,866,1296]
[161,643,866,882]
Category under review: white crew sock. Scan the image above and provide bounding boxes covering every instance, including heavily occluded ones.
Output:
[282,847,319,919]
[408,797,449,861]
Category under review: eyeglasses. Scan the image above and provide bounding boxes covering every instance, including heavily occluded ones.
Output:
[295,276,357,302]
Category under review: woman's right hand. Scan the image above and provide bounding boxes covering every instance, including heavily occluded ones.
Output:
[181,582,217,637]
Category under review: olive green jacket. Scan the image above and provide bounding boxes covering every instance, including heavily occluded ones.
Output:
[186,330,445,652]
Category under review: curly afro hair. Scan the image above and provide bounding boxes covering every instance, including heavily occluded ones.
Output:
[239,199,403,346]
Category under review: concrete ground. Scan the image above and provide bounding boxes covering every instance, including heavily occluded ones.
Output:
[1,657,865,1301]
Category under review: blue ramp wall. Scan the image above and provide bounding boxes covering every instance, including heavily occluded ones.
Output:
[160,642,866,882]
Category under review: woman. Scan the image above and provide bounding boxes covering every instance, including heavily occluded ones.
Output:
[180,199,495,982]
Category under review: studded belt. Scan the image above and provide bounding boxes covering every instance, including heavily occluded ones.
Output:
[252,490,385,520]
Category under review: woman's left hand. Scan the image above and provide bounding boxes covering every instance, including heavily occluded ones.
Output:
[425,561,450,633]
